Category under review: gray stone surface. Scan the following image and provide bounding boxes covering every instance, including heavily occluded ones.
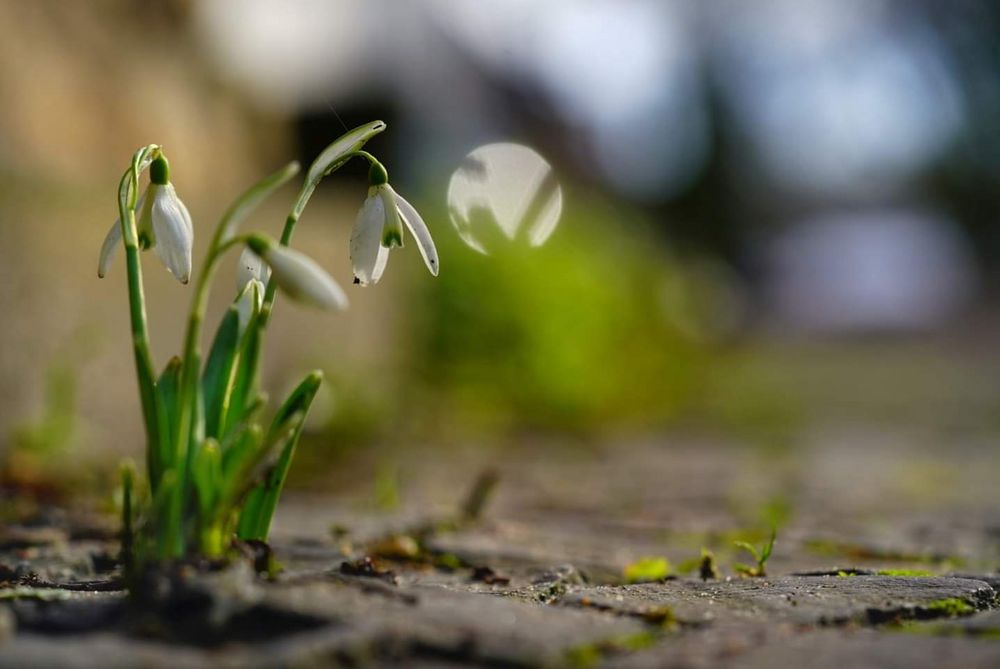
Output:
[2,429,999,666]
[561,576,996,625]
[612,627,1000,669]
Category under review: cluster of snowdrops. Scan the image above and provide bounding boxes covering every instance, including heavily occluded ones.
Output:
[97,122,438,575]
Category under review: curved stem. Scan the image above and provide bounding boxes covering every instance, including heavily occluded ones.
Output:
[259,151,367,327]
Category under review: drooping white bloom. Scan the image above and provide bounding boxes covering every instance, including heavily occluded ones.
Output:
[350,183,438,286]
[98,156,193,284]
[246,236,347,311]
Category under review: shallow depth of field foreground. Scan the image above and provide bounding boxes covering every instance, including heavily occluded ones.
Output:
[1,2,999,668]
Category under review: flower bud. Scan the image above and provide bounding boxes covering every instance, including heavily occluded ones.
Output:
[246,235,347,311]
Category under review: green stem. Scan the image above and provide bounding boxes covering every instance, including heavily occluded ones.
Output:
[260,152,366,327]
[117,147,158,465]
[173,233,252,557]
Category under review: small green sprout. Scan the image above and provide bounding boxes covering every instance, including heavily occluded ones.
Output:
[733,528,776,577]
[98,121,439,580]
[624,557,672,584]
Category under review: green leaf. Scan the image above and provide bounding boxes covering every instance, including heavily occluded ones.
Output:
[220,422,264,501]
[760,530,776,564]
[202,306,241,439]
[152,356,182,491]
[268,371,323,441]
[236,371,323,541]
[215,161,301,245]
[151,468,180,560]
[733,540,760,563]
[235,419,301,541]
[223,311,263,438]
[192,439,221,520]
[293,121,386,218]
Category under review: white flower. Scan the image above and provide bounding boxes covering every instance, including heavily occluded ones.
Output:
[98,156,193,284]
[246,236,347,311]
[350,183,438,286]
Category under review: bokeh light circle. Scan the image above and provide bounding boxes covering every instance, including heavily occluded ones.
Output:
[447,143,562,254]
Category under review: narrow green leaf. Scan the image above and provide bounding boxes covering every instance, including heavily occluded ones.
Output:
[220,422,264,499]
[216,161,301,245]
[734,541,760,563]
[152,357,182,491]
[151,468,179,560]
[137,353,160,487]
[192,439,221,520]
[223,313,262,438]
[235,419,302,541]
[268,371,323,441]
[237,371,323,541]
[201,307,241,439]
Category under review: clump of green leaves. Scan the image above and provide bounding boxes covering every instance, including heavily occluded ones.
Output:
[100,122,435,576]
[733,529,776,577]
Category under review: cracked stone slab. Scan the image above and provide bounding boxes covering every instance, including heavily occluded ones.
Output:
[560,576,996,626]
[0,576,646,668]
[259,577,648,665]
[609,626,1000,669]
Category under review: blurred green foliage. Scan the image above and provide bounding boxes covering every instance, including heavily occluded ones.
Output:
[10,362,79,457]
[407,193,709,434]
[3,330,98,494]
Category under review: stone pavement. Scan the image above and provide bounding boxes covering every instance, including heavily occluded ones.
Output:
[1,424,998,667]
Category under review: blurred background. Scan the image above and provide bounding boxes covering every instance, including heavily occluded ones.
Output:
[1,0,998,502]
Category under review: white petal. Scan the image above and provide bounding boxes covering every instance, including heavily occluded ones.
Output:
[151,184,194,284]
[393,189,439,276]
[378,186,404,248]
[350,194,386,285]
[237,246,269,293]
[98,220,121,278]
[371,245,390,284]
[263,246,347,310]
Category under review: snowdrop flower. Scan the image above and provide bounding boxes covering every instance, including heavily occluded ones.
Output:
[98,155,193,283]
[349,161,438,286]
[245,234,347,311]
